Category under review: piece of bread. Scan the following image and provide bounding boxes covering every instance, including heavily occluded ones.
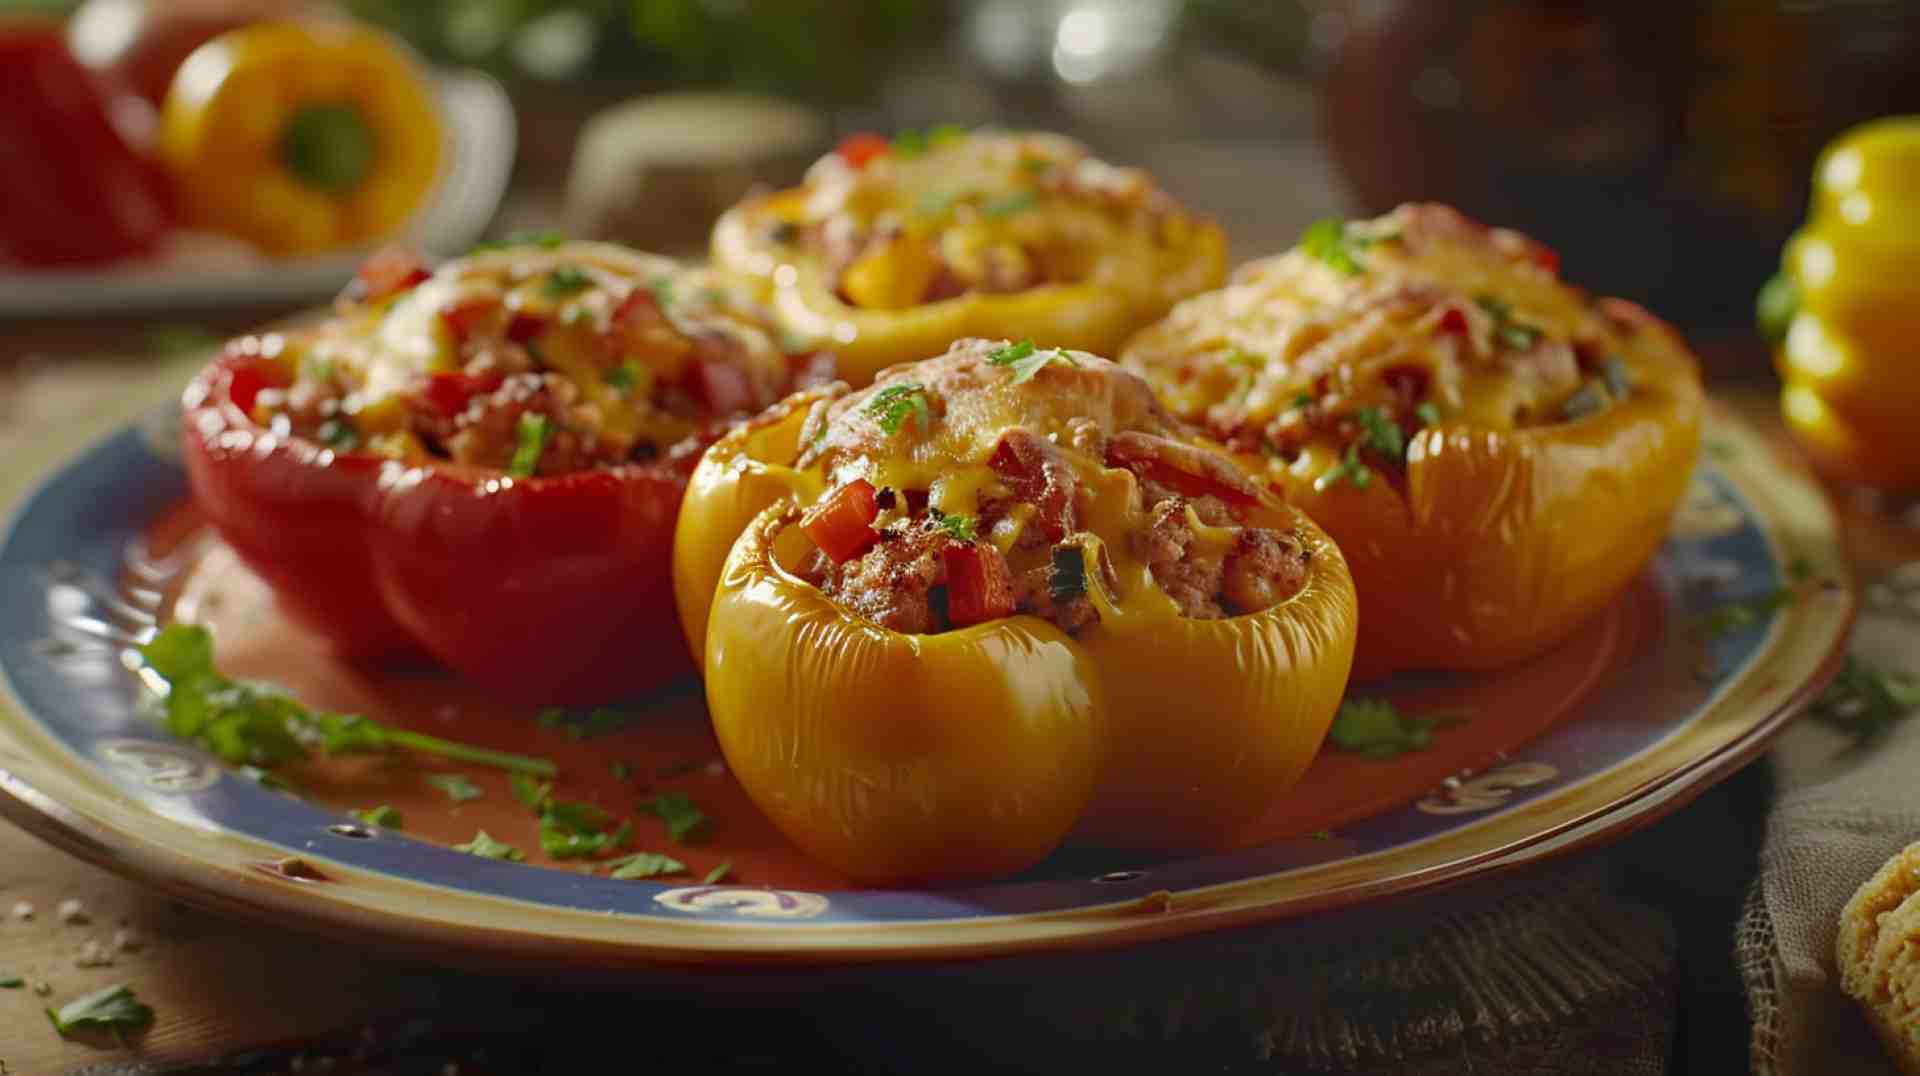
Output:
[1839,840,1920,1075]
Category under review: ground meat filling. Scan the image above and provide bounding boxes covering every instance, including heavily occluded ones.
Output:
[800,430,1312,635]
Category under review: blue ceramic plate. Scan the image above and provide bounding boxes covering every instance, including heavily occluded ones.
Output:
[0,398,1854,968]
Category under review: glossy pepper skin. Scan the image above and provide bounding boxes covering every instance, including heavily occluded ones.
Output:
[676,347,1358,881]
[1122,204,1704,679]
[0,23,172,267]
[710,129,1226,389]
[1768,116,1920,491]
[158,19,442,255]
[182,347,692,705]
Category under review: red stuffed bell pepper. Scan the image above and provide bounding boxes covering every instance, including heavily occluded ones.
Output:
[182,239,806,704]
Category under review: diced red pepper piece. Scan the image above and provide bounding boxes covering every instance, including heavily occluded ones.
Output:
[420,371,503,419]
[440,296,501,345]
[357,248,433,303]
[688,360,756,416]
[1528,243,1560,276]
[1436,306,1470,336]
[836,133,891,169]
[987,430,1075,543]
[800,479,881,563]
[1105,432,1260,506]
[505,310,546,346]
[942,543,1016,627]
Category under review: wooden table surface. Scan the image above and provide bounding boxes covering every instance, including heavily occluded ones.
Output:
[0,304,1903,1075]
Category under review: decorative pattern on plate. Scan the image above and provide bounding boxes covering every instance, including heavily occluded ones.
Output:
[653,886,831,919]
[1417,763,1560,816]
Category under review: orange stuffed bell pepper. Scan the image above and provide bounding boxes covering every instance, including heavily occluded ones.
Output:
[675,340,1357,883]
[1122,203,1703,680]
[1764,116,1920,490]
[183,238,804,705]
[709,126,1227,388]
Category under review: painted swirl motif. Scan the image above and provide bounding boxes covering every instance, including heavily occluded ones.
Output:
[653,886,830,919]
[1416,762,1560,815]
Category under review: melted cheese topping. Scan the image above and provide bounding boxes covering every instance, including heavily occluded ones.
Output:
[1122,203,1638,442]
[283,241,789,461]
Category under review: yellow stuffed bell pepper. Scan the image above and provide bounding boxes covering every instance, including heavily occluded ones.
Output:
[1122,203,1704,680]
[159,19,443,255]
[677,339,1357,883]
[1765,116,1920,490]
[709,127,1227,389]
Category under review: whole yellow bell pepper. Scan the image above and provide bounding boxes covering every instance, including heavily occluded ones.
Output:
[159,19,443,256]
[710,127,1227,388]
[1766,116,1920,490]
[1122,203,1704,679]
[677,341,1357,882]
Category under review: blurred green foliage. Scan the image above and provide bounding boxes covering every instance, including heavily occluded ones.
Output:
[347,0,950,100]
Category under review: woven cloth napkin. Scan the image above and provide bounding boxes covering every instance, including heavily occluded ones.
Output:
[1740,562,1920,1075]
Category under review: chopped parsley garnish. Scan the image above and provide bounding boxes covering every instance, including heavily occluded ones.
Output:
[1353,406,1406,462]
[46,983,154,1041]
[610,761,633,781]
[535,705,641,740]
[604,360,642,391]
[982,190,1036,218]
[1600,356,1632,399]
[1756,272,1798,345]
[507,413,550,478]
[890,124,963,158]
[645,792,708,843]
[1415,402,1442,426]
[1560,382,1611,421]
[986,339,1076,385]
[139,624,556,777]
[1019,155,1050,175]
[703,860,734,884]
[607,852,686,880]
[930,510,977,543]
[542,265,591,298]
[1292,392,1317,409]
[647,275,676,309]
[351,805,402,829]
[1699,557,1815,638]
[425,773,482,803]
[0,976,24,988]
[1314,444,1373,492]
[866,383,932,435]
[315,419,359,450]
[1808,656,1920,744]
[1328,699,1471,759]
[1301,216,1365,276]
[1049,544,1087,602]
[1475,296,1542,350]
[511,774,552,810]
[560,304,595,327]
[473,229,566,253]
[539,803,631,860]
[453,831,524,861]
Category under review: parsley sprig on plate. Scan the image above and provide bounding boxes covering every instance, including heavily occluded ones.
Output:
[1808,656,1920,744]
[47,983,154,1042]
[1327,699,1473,759]
[139,624,556,778]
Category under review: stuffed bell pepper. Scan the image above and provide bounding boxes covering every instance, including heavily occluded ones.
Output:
[673,340,1357,883]
[1122,203,1704,679]
[709,126,1228,388]
[183,238,805,704]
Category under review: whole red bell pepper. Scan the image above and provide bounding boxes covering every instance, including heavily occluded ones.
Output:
[180,345,695,706]
[0,23,172,267]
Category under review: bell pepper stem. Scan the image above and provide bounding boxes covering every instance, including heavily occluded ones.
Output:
[380,729,558,778]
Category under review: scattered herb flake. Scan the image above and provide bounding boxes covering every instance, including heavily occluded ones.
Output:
[986,339,1076,385]
[645,792,708,843]
[1307,830,1333,840]
[1328,699,1471,759]
[610,761,633,781]
[1353,406,1406,463]
[1475,295,1542,350]
[46,983,154,1040]
[351,805,402,829]
[1301,217,1364,275]
[0,977,23,988]
[453,831,523,861]
[1808,656,1920,744]
[1415,402,1442,426]
[316,419,359,451]
[607,852,686,880]
[474,229,566,252]
[425,773,482,803]
[1698,561,1817,639]
[931,510,977,543]
[648,276,676,309]
[1314,444,1373,492]
[604,361,641,391]
[703,860,734,884]
[981,190,1036,218]
[1757,272,1799,345]
[543,265,590,298]
[138,624,555,778]
[510,775,552,811]
[507,413,549,478]
[866,383,932,436]
[1049,544,1087,602]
